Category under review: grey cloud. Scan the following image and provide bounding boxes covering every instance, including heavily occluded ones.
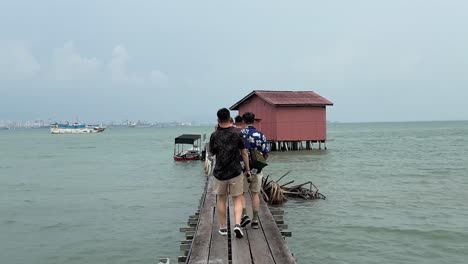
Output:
[109,45,159,85]
[0,42,40,80]
[149,70,168,87]
[50,41,101,81]
[106,45,168,86]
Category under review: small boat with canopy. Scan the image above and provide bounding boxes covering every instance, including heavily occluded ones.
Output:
[173,134,202,161]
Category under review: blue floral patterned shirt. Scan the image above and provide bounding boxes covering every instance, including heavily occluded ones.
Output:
[241,125,270,173]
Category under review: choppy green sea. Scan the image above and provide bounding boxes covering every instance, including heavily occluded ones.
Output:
[1,121,467,263]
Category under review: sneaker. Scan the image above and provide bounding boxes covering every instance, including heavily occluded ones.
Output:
[240,215,251,228]
[251,220,259,229]
[234,224,244,238]
[218,227,228,236]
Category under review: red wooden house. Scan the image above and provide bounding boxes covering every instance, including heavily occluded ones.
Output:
[230,90,333,150]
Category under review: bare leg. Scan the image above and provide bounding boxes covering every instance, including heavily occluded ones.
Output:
[232,194,243,225]
[241,176,247,214]
[251,192,260,218]
[241,194,246,212]
[217,194,227,227]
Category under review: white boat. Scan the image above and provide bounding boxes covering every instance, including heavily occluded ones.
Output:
[50,123,105,134]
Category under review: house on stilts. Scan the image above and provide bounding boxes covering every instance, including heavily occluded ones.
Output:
[230,90,333,151]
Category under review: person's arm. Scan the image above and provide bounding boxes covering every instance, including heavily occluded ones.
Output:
[241,148,251,177]
[238,134,251,177]
[209,133,217,155]
[261,133,270,160]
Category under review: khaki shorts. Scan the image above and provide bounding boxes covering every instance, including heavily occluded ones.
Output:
[214,174,244,197]
[244,172,263,193]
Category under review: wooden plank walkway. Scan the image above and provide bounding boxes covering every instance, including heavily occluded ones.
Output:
[183,176,296,264]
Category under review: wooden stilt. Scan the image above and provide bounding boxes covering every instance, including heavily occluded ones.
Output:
[269,140,329,151]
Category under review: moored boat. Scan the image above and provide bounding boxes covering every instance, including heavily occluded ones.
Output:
[173,134,202,161]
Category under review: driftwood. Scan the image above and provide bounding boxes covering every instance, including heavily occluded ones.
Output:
[261,171,326,205]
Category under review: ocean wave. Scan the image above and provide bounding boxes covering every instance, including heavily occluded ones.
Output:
[40,222,67,230]
[128,205,145,210]
[67,146,97,149]
[343,225,468,241]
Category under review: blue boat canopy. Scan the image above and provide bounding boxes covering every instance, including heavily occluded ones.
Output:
[57,123,86,129]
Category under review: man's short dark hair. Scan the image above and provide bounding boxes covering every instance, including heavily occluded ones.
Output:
[217,108,231,123]
[242,112,255,124]
[234,115,243,124]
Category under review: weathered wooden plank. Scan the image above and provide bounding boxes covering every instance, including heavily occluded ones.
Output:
[269,207,284,213]
[272,215,284,221]
[228,196,252,264]
[181,240,192,245]
[244,192,275,264]
[180,227,196,232]
[258,197,296,263]
[270,210,284,216]
[188,219,199,225]
[186,232,195,240]
[276,224,288,230]
[188,177,216,264]
[208,195,229,264]
[180,243,191,252]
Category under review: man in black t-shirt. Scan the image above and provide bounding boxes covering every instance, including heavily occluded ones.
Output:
[209,108,251,238]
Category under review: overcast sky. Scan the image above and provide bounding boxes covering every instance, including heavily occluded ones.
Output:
[1,0,467,123]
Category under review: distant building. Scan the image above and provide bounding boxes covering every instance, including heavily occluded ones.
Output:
[230,90,333,150]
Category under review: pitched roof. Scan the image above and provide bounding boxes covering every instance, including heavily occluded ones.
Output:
[230,90,333,110]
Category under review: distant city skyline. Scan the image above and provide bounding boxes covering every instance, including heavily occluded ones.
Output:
[1,1,468,123]
[0,118,213,129]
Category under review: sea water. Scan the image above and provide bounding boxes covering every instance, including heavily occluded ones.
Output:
[1,121,467,263]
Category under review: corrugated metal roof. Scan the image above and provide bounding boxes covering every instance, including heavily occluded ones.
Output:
[230,90,333,110]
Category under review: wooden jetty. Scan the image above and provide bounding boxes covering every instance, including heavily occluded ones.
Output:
[178,176,296,264]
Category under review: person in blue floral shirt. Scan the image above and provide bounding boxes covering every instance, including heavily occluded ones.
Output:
[240,112,270,229]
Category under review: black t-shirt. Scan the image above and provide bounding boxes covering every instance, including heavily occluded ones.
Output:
[209,126,245,181]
